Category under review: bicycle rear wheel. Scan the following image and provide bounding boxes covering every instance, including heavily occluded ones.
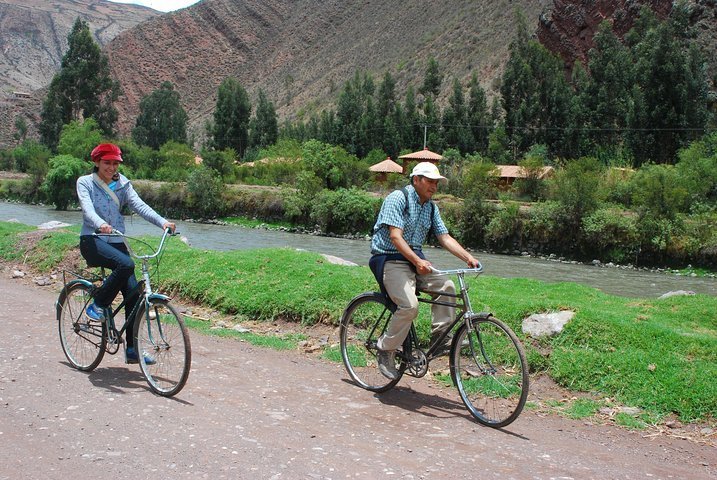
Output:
[135,299,191,397]
[340,292,402,392]
[450,315,528,428]
[57,282,106,371]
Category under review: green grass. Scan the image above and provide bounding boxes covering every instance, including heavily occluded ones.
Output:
[221,216,292,229]
[3,221,716,425]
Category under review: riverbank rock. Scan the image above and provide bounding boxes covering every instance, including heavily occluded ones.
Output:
[522,311,575,337]
[320,254,358,267]
[658,290,696,299]
[38,221,71,229]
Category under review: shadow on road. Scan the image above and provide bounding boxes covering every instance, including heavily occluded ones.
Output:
[371,384,530,439]
[374,385,470,419]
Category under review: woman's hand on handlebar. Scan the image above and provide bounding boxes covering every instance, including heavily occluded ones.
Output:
[163,222,176,234]
[97,223,113,234]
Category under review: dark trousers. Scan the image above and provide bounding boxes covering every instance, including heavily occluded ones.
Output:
[79,236,139,347]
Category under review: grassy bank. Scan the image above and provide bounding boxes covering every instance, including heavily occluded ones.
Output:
[1,221,715,426]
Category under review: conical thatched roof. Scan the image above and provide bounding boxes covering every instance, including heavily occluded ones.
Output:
[398,147,443,162]
[369,157,404,173]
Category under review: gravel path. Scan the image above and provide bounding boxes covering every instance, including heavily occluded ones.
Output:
[0,273,714,479]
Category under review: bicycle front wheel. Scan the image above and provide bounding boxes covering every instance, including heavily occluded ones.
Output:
[450,315,528,428]
[57,282,106,371]
[135,299,191,397]
[340,292,402,392]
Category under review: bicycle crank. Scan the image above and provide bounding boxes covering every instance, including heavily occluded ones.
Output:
[404,349,428,377]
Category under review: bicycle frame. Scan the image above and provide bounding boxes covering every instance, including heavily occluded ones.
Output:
[75,228,176,348]
[384,265,485,370]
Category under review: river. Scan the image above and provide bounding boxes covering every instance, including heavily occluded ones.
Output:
[1,201,715,298]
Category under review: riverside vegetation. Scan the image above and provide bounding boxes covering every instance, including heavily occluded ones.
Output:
[2,6,717,271]
[2,221,715,431]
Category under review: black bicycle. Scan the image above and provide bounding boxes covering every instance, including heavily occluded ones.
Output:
[340,264,528,427]
[56,228,191,397]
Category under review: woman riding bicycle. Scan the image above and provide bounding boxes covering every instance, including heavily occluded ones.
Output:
[76,143,175,364]
[370,162,479,380]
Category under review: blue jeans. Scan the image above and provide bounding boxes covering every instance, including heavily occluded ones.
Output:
[79,236,139,347]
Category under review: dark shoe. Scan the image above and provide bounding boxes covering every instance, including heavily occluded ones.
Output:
[85,303,106,322]
[377,349,398,380]
[125,347,156,365]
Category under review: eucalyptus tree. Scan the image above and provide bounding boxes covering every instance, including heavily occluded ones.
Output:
[211,77,251,158]
[249,89,279,149]
[132,81,188,150]
[39,18,120,150]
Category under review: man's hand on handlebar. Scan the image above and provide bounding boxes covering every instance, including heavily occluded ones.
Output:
[415,258,433,275]
[465,255,480,269]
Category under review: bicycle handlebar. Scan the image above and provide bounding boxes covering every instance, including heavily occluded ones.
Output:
[93,227,178,260]
[428,262,483,276]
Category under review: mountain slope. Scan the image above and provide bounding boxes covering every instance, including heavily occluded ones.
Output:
[0,0,158,93]
[105,0,552,141]
[0,0,158,148]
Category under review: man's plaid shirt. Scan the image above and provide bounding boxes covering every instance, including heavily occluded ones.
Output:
[370,185,448,255]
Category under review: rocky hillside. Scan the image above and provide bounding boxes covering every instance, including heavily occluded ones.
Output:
[0,0,158,148]
[104,0,552,143]
[0,0,158,93]
[537,0,717,81]
[1,0,715,150]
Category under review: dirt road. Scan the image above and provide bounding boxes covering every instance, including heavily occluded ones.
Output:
[0,272,714,479]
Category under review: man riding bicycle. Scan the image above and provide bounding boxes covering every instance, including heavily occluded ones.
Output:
[370,162,479,380]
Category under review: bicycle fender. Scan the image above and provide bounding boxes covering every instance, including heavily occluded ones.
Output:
[147,292,171,303]
[56,279,95,314]
[471,311,493,320]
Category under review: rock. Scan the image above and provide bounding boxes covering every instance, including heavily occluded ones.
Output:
[34,277,52,286]
[12,270,25,278]
[658,290,696,299]
[522,311,575,337]
[38,221,71,230]
[619,406,641,416]
[233,325,251,333]
[320,254,358,267]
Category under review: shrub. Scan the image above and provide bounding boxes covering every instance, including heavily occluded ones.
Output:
[630,163,688,219]
[41,154,86,210]
[186,166,225,219]
[484,201,522,250]
[548,157,605,224]
[309,187,380,235]
[582,207,639,263]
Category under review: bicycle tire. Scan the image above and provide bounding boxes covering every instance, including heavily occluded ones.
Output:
[340,292,402,392]
[57,282,106,371]
[135,299,191,397]
[450,315,528,428]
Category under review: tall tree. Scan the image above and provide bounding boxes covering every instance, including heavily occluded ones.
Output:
[132,81,188,150]
[39,18,120,150]
[627,5,710,165]
[584,21,635,152]
[500,12,574,158]
[401,86,422,150]
[442,78,472,153]
[211,77,251,157]
[420,57,443,98]
[467,73,491,154]
[249,89,279,149]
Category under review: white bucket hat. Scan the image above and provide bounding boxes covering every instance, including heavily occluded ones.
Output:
[410,162,447,184]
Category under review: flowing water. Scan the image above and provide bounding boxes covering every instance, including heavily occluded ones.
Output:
[2,201,715,298]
